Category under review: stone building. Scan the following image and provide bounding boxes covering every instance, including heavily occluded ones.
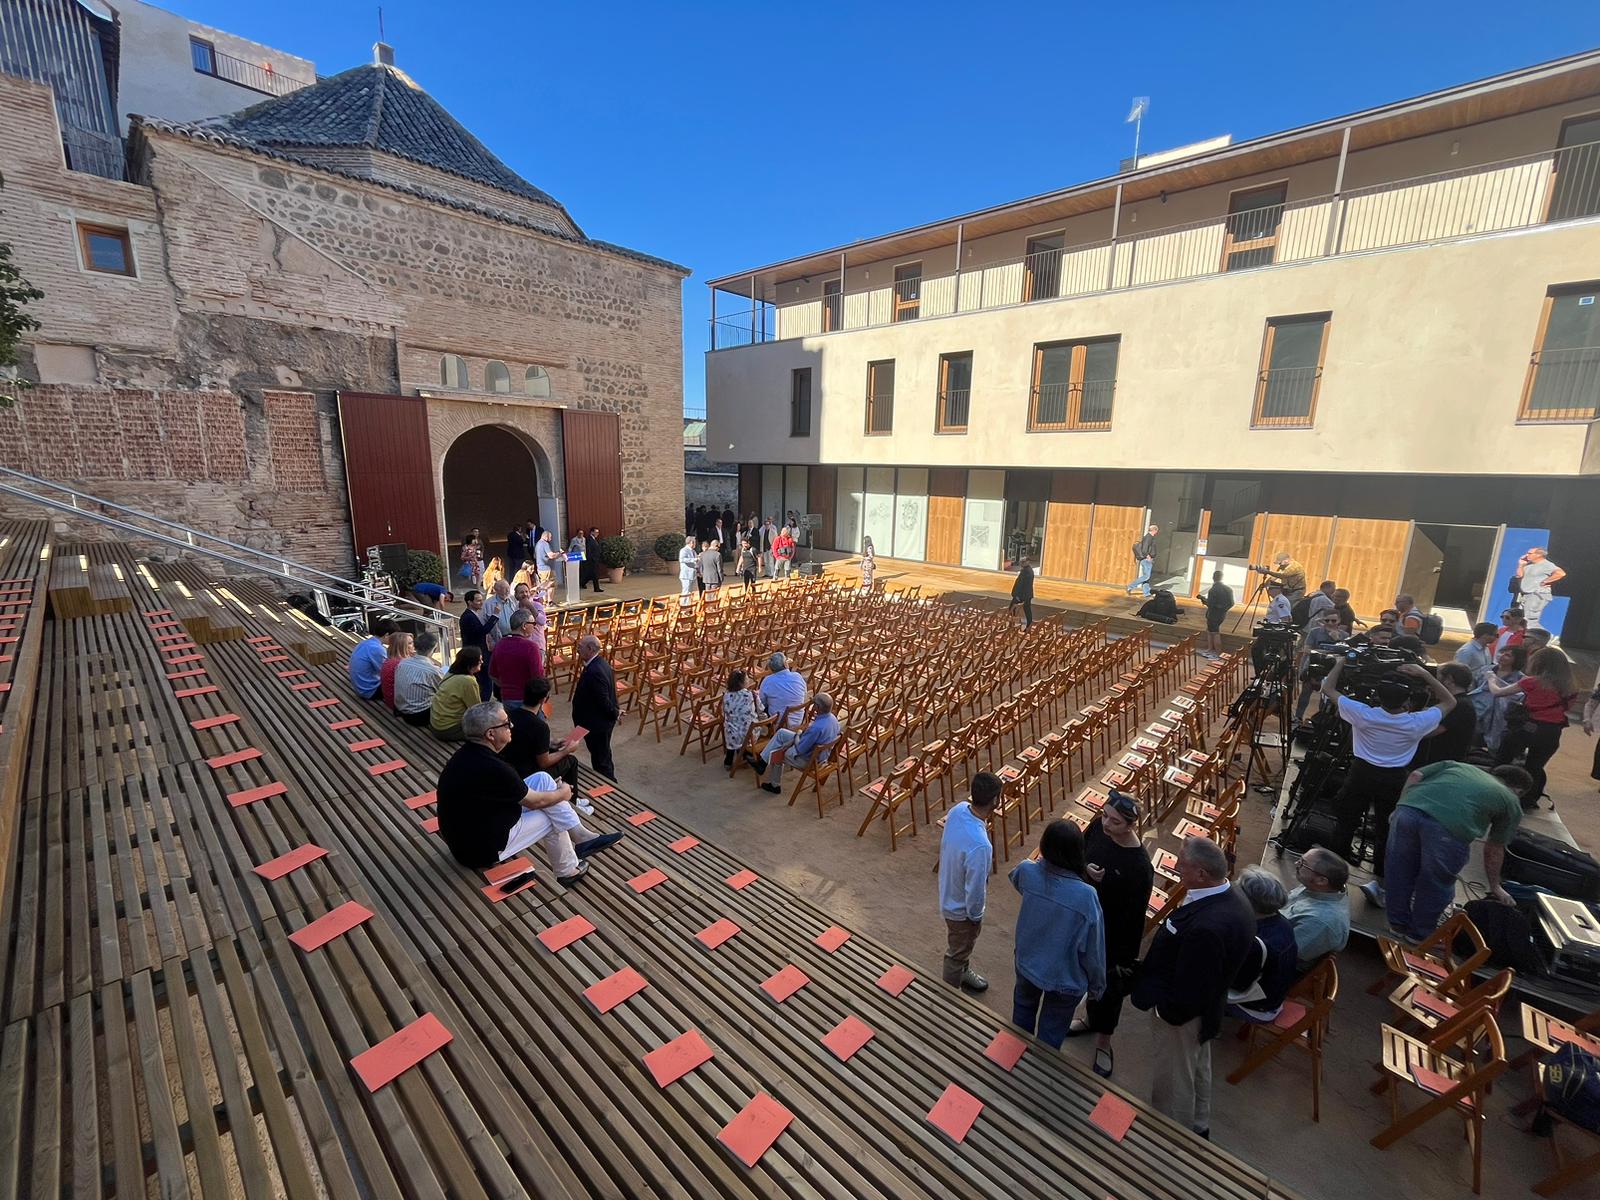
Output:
[0,36,688,577]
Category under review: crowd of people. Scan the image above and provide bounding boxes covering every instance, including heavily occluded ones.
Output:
[937,779,1352,1137]
[678,507,803,595]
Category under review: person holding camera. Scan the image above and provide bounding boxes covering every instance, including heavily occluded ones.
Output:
[1320,656,1458,903]
[1253,552,1307,601]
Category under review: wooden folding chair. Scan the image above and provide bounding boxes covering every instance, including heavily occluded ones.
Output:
[788,732,847,818]
[1386,968,1513,1040]
[1530,1023,1600,1195]
[857,758,919,850]
[1369,911,1490,999]
[1371,1009,1506,1194]
[677,693,724,762]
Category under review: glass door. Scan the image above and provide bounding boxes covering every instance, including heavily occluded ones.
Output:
[1023,233,1065,301]
[1148,472,1204,594]
[1222,183,1287,271]
[822,278,842,331]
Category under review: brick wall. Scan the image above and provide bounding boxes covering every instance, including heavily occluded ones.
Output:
[0,385,354,576]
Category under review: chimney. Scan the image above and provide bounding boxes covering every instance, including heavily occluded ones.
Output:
[373,41,395,67]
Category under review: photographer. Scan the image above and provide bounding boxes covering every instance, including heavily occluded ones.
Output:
[1294,611,1345,724]
[1253,552,1307,601]
[1320,655,1457,902]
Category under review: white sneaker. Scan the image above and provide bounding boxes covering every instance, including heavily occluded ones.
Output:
[576,799,596,817]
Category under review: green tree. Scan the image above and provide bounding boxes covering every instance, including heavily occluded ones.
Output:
[0,228,44,407]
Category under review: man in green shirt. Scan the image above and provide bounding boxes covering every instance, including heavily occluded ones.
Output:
[1384,761,1532,941]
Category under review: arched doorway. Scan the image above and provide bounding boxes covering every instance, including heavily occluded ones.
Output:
[441,425,554,570]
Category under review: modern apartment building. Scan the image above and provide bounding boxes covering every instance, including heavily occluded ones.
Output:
[705,51,1600,646]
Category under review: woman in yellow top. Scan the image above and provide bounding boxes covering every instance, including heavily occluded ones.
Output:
[431,646,485,740]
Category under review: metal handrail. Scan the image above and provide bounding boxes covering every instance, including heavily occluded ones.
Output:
[713,137,1600,350]
[0,466,456,654]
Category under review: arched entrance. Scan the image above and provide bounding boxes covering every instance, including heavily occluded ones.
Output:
[441,425,555,569]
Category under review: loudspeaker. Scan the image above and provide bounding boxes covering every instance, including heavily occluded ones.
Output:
[369,543,408,578]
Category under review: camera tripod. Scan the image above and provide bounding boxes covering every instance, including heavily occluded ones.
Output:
[1229,572,1272,635]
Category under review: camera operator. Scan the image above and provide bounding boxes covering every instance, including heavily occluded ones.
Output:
[1409,662,1477,768]
[1319,655,1458,902]
[1294,611,1345,724]
[1252,553,1307,601]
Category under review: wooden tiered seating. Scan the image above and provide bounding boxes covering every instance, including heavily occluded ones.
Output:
[0,550,1310,1199]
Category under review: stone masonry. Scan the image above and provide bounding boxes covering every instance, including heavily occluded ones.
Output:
[0,68,687,576]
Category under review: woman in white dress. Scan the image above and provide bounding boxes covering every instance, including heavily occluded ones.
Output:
[860,536,877,594]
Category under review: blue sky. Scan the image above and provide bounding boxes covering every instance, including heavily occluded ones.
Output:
[177,2,1597,415]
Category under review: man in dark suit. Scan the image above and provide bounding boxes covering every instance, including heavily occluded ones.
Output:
[506,524,527,574]
[571,633,619,780]
[1132,835,1255,1139]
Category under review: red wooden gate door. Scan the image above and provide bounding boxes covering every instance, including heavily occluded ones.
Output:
[337,391,442,558]
[561,409,624,536]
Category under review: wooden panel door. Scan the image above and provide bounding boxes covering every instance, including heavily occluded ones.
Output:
[562,409,624,536]
[1326,517,1411,619]
[1042,471,1093,580]
[925,468,965,565]
[1085,505,1146,585]
[738,464,762,522]
[808,466,837,551]
[337,391,441,558]
[1252,514,1336,584]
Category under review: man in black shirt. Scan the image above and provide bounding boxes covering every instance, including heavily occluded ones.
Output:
[436,701,621,885]
[1409,663,1477,768]
[1202,569,1234,659]
[503,678,582,791]
[1009,554,1035,629]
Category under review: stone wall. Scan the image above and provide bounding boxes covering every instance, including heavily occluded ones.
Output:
[0,385,355,575]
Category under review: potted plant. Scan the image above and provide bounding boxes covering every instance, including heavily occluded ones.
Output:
[597,534,634,584]
[653,532,684,571]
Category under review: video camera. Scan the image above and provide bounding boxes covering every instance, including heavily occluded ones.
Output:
[1249,619,1297,676]
[1304,640,1433,707]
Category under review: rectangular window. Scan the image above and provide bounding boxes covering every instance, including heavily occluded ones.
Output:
[789,368,812,437]
[76,223,134,276]
[1029,337,1119,431]
[1522,283,1600,420]
[190,36,216,75]
[866,360,895,434]
[1252,314,1330,427]
[893,262,921,322]
[1549,114,1600,223]
[1222,183,1287,272]
[822,279,842,332]
[1024,233,1065,302]
[937,352,972,432]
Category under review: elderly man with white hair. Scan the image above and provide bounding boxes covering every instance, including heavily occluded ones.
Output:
[436,701,622,886]
[1132,836,1255,1139]
[757,652,808,731]
[571,633,620,781]
[748,693,839,796]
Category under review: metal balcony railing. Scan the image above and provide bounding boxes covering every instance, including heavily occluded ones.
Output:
[1028,381,1115,431]
[712,139,1600,350]
[938,387,970,430]
[208,48,313,97]
[1522,346,1600,421]
[865,391,894,435]
[1252,366,1321,427]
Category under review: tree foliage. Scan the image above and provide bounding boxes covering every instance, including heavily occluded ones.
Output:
[0,226,44,407]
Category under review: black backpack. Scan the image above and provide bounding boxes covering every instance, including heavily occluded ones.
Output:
[1289,595,1315,627]
[1138,589,1179,624]
[1456,898,1547,976]
[1417,612,1445,645]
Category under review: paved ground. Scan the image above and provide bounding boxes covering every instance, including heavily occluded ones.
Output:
[528,566,1600,1200]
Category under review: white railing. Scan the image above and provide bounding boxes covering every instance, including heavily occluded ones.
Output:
[712,139,1600,350]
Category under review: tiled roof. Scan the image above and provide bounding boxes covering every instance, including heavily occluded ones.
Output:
[191,64,563,211]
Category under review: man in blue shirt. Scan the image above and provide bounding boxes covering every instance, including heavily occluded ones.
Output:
[757,653,808,730]
[348,619,393,700]
[938,772,1001,993]
[751,692,838,795]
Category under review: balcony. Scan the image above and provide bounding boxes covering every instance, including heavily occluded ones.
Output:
[710,139,1600,350]
[1521,346,1600,422]
[201,47,314,98]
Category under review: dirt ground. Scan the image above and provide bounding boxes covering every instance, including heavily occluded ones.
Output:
[542,571,1600,1200]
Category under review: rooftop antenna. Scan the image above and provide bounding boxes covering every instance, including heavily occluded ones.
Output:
[1127,96,1149,168]
[378,6,385,41]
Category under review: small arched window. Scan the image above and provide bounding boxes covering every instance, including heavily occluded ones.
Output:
[439,353,469,389]
[485,361,511,393]
[524,365,551,399]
